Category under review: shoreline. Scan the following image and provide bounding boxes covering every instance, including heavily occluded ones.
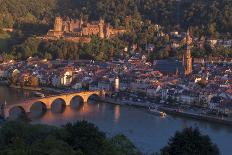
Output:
[9,84,42,91]
[0,81,62,94]
[159,107,232,126]
[103,98,232,126]
[0,80,9,86]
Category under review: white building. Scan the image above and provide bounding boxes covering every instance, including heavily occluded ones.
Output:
[115,76,120,92]
[60,71,73,86]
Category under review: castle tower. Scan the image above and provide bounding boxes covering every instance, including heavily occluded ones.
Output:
[54,17,63,32]
[80,16,83,29]
[99,18,105,39]
[105,23,110,39]
[184,29,193,75]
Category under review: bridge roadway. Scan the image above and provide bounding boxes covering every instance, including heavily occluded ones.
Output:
[3,90,105,118]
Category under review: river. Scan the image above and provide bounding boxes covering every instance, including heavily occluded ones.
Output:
[0,86,232,155]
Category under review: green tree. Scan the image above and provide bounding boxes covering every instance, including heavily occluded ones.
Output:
[63,121,108,155]
[110,135,141,155]
[160,127,220,155]
[0,120,141,155]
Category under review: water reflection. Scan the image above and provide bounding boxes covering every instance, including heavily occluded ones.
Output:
[51,98,66,113]
[32,103,232,155]
[114,105,120,123]
[0,87,34,105]
[0,86,57,105]
[29,102,47,118]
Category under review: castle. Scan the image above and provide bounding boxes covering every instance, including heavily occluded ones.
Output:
[46,17,125,42]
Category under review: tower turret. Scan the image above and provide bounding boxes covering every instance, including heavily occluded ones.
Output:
[54,17,63,32]
[80,16,83,29]
[99,18,105,39]
[105,23,110,39]
[186,28,192,45]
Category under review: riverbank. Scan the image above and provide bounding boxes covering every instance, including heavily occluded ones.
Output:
[41,87,66,94]
[10,84,42,91]
[4,84,63,94]
[103,98,232,126]
[103,98,155,108]
[159,107,232,126]
[0,80,8,86]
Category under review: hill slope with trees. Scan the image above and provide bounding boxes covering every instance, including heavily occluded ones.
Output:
[0,0,231,61]
[0,0,231,35]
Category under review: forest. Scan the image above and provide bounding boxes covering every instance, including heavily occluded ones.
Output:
[0,0,232,61]
[0,0,231,34]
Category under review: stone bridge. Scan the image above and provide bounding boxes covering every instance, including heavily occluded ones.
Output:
[3,90,105,118]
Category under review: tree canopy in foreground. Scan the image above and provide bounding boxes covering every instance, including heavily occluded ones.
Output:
[0,120,220,155]
[160,127,220,155]
[0,120,141,155]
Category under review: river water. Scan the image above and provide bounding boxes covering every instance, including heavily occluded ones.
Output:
[0,86,232,155]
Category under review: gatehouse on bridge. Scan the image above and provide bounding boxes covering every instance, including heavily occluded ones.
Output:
[2,90,106,118]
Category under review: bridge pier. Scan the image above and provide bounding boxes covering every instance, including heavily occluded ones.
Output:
[4,109,9,119]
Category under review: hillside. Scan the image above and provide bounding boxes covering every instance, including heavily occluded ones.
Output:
[0,0,232,36]
[0,0,231,61]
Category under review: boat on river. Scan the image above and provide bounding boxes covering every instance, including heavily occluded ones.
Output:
[149,107,167,117]
[33,91,45,98]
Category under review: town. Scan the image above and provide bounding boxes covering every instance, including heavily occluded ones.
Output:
[0,29,231,124]
[1,0,232,154]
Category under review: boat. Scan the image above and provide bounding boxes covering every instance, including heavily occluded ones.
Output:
[33,91,45,98]
[149,107,167,117]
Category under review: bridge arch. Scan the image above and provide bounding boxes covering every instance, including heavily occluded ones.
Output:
[87,93,100,104]
[9,106,26,119]
[3,90,104,119]
[51,98,66,113]
[70,95,84,110]
[29,101,47,117]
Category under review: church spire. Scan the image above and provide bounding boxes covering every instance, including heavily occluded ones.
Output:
[186,28,192,46]
[184,28,193,75]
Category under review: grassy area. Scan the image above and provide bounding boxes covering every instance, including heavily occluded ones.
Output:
[0,32,11,52]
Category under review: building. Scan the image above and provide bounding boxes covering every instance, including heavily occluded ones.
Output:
[46,17,125,41]
[182,29,193,75]
[153,30,193,76]
[98,80,112,91]
[114,76,120,92]
[153,59,185,75]
[60,70,73,86]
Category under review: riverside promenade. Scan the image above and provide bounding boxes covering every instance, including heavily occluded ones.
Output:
[159,107,232,126]
[103,98,232,126]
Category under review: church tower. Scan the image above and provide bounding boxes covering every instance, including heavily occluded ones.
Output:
[184,29,193,75]
[54,17,63,32]
[99,18,105,39]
